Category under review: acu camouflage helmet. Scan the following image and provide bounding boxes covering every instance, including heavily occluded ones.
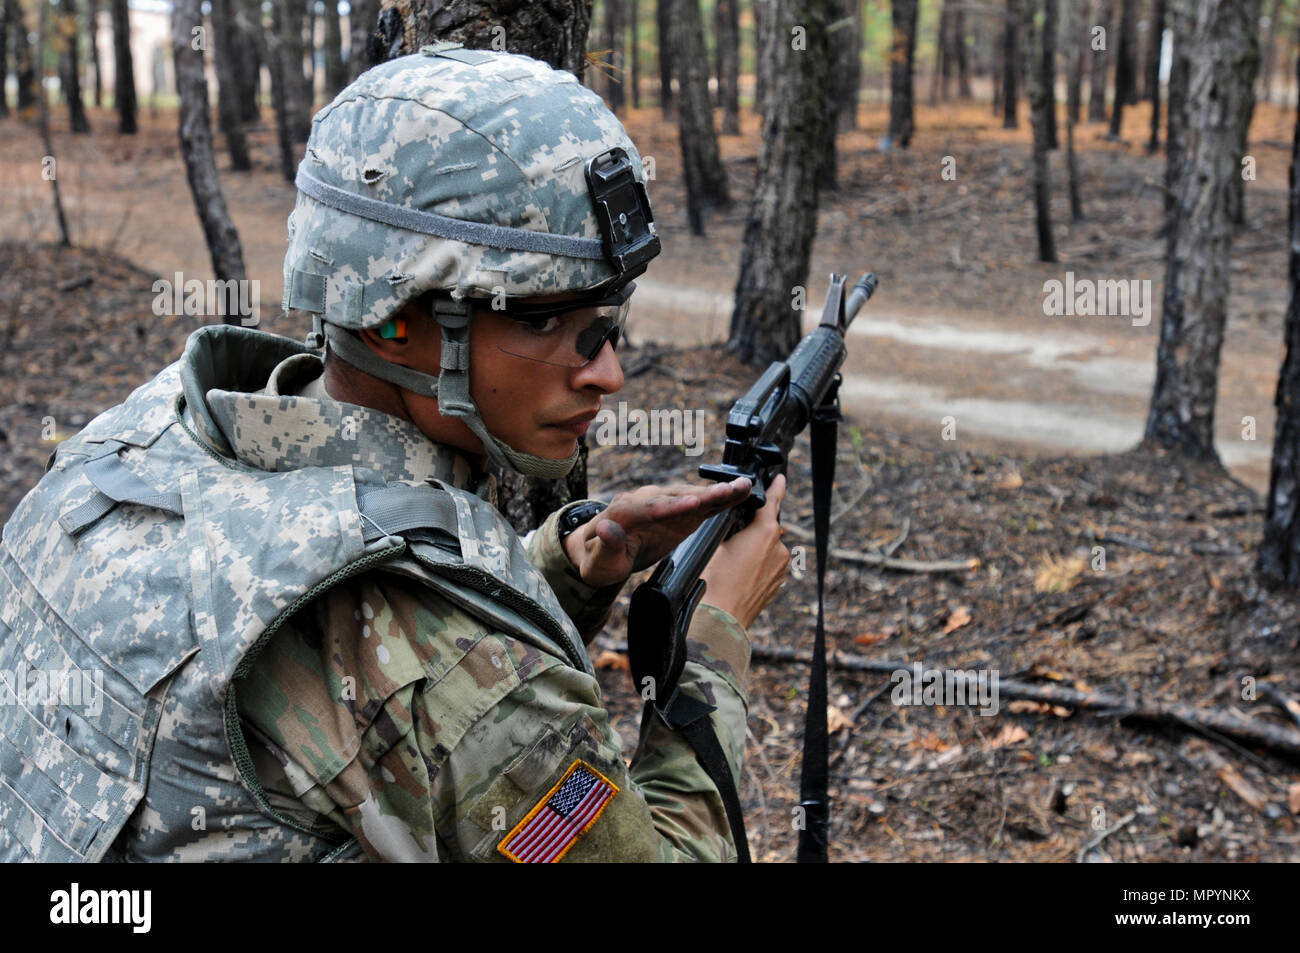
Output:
[281,44,660,477]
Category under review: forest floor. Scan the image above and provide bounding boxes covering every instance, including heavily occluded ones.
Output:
[2,93,1300,861]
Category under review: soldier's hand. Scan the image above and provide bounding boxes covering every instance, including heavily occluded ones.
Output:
[563,477,753,589]
[699,474,789,629]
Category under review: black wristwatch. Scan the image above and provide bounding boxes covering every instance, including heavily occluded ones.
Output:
[559,501,608,542]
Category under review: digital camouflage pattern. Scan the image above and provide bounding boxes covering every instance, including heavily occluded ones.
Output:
[283,46,651,330]
[0,325,751,862]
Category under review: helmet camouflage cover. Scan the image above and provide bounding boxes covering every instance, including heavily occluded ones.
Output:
[282,44,658,331]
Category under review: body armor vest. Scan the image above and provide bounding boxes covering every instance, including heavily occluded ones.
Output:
[0,331,592,862]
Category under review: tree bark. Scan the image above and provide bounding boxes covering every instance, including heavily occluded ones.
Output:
[1025,0,1056,260]
[1088,0,1110,121]
[1144,0,1263,461]
[1042,0,1058,148]
[1259,37,1300,588]
[267,0,297,181]
[1107,0,1135,135]
[278,0,312,142]
[37,0,72,246]
[88,0,103,107]
[349,0,379,79]
[172,0,248,292]
[110,0,137,133]
[955,1,970,98]
[729,0,830,366]
[1001,0,1018,129]
[715,0,740,133]
[1259,0,1284,104]
[235,0,262,121]
[1146,0,1166,151]
[841,0,862,128]
[323,0,346,99]
[1066,0,1084,220]
[0,0,8,117]
[1226,15,1262,226]
[212,0,253,169]
[819,0,856,188]
[929,0,948,107]
[629,0,640,108]
[1164,0,1189,224]
[754,0,771,117]
[657,0,673,115]
[671,0,729,234]
[890,0,919,145]
[57,0,90,132]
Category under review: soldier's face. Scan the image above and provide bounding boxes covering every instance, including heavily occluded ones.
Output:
[372,294,626,464]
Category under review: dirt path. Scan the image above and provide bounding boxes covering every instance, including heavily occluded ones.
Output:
[2,99,1291,490]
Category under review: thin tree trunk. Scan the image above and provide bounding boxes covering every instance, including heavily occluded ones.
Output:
[672,0,729,234]
[1108,0,1135,135]
[1227,17,1263,226]
[657,0,674,115]
[234,0,262,122]
[1042,0,1058,148]
[630,0,640,108]
[37,0,72,246]
[993,10,1003,116]
[890,0,919,146]
[323,0,346,99]
[212,0,252,169]
[819,0,855,188]
[306,0,317,100]
[605,0,626,113]
[754,0,771,117]
[841,0,862,128]
[10,0,38,112]
[929,0,948,107]
[1164,0,1189,225]
[1259,31,1300,588]
[955,2,970,97]
[1067,0,1085,220]
[1144,0,1263,460]
[110,0,137,132]
[1147,0,1166,151]
[716,0,740,133]
[348,0,378,79]
[88,0,102,107]
[1025,0,1056,261]
[730,0,831,366]
[57,0,90,132]
[1260,0,1284,103]
[267,0,296,181]
[1001,0,1018,129]
[278,0,311,142]
[173,0,248,292]
[1088,0,1110,121]
[0,0,8,117]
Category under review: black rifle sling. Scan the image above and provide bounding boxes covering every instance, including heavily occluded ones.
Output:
[797,384,839,863]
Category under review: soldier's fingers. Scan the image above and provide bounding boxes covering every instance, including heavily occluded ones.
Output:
[754,474,788,525]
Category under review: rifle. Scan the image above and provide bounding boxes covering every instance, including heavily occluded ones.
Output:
[627,270,877,863]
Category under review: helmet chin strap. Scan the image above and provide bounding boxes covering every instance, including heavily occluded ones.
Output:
[319,313,580,480]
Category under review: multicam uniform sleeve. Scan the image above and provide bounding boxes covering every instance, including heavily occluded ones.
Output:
[524,502,626,642]
[235,570,753,863]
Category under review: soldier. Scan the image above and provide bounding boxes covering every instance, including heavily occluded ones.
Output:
[0,46,788,862]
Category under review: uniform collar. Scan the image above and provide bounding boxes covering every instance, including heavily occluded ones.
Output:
[180,325,483,492]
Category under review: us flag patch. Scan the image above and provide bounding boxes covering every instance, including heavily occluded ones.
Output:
[497,760,618,863]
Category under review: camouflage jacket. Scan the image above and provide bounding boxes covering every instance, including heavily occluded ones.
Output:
[0,325,750,862]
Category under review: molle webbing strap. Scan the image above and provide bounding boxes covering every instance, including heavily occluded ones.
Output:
[59,441,184,537]
[357,485,460,544]
[294,167,607,261]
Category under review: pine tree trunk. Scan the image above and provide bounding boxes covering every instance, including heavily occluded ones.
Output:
[242,0,270,121]
[88,0,103,107]
[930,0,948,107]
[606,0,627,113]
[324,0,346,100]
[58,0,90,132]
[672,0,729,234]
[278,0,311,143]
[1088,0,1110,121]
[819,0,856,188]
[1001,0,1018,129]
[1226,20,1262,226]
[37,0,72,246]
[211,0,252,169]
[630,0,640,108]
[1164,0,1189,224]
[1042,0,1058,148]
[0,0,8,117]
[754,0,771,118]
[955,3,971,98]
[841,0,862,128]
[1260,0,1284,103]
[729,0,831,366]
[657,0,674,115]
[1025,0,1056,261]
[349,0,379,79]
[268,0,297,181]
[1066,0,1085,220]
[715,0,740,134]
[110,0,137,132]
[1108,0,1135,135]
[1147,0,1166,151]
[1144,0,1263,461]
[890,0,919,146]
[1259,42,1300,588]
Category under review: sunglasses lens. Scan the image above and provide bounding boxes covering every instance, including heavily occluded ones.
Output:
[496,296,631,367]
